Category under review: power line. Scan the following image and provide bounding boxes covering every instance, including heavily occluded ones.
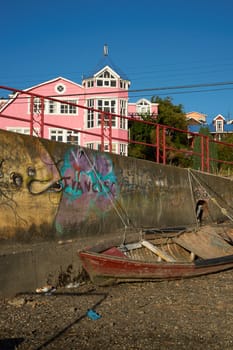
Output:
[1,80,233,102]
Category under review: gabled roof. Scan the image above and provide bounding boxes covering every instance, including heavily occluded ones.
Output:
[128,98,159,106]
[213,114,225,121]
[93,65,120,79]
[83,54,130,81]
[187,117,205,125]
[24,76,82,92]
[0,76,82,112]
[186,111,207,117]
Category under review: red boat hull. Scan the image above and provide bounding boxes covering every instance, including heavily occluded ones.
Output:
[79,250,233,286]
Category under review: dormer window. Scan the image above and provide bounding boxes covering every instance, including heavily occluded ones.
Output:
[136,99,151,114]
[216,120,223,132]
[96,69,117,87]
[87,80,94,88]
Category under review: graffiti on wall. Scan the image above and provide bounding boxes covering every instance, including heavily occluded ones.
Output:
[55,148,118,234]
[0,133,62,237]
[1,130,194,239]
[0,130,120,238]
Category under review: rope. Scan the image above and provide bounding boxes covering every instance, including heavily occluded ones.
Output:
[81,148,133,231]
[188,169,200,229]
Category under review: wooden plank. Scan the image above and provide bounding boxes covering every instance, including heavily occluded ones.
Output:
[141,240,176,262]
[173,227,233,259]
[124,242,142,251]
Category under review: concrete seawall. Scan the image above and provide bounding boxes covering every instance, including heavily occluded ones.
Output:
[1,130,233,296]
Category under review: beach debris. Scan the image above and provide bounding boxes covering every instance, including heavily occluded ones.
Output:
[65,282,80,289]
[35,285,56,295]
[86,309,101,320]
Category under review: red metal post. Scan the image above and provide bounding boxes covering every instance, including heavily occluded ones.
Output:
[108,113,112,153]
[40,98,45,138]
[156,124,160,163]
[101,113,104,152]
[29,96,45,137]
[162,126,166,165]
[200,135,205,171]
[30,96,34,136]
[205,136,210,172]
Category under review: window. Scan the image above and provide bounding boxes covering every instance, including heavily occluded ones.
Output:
[96,69,117,87]
[86,143,94,149]
[47,100,56,114]
[120,100,127,129]
[111,144,117,154]
[33,97,42,113]
[50,129,64,142]
[120,144,127,156]
[42,99,78,115]
[216,120,223,132]
[55,84,66,94]
[7,127,30,135]
[67,130,79,145]
[120,80,127,89]
[87,80,94,88]
[49,129,79,144]
[136,100,151,115]
[60,100,77,114]
[97,99,116,127]
[97,143,117,153]
[87,99,94,128]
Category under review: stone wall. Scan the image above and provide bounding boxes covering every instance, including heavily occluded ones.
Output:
[0,129,233,296]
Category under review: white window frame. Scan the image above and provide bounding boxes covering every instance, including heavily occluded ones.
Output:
[120,99,127,129]
[216,120,223,132]
[136,99,151,114]
[86,99,94,128]
[86,143,95,149]
[97,99,116,127]
[120,143,128,156]
[44,98,78,115]
[97,143,117,154]
[46,99,57,114]
[59,99,78,115]
[96,69,117,88]
[7,127,39,136]
[49,128,79,144]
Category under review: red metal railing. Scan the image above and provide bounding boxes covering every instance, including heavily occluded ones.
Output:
[0,85,233,175]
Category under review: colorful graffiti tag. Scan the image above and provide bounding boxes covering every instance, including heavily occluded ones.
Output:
[55,148,118,234]
[0,129,119,238]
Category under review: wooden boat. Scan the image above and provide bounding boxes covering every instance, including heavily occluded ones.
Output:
[78,225,233,286]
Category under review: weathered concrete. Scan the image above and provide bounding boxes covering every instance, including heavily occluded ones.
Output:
[0,129,233,296]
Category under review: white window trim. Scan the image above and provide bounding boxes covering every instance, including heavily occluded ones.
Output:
[49,128,80,144]
[216,120,224,133]
[96,98,117,128]
[7,127,39,136]
[27,97,79,116]
[95,68,117,88]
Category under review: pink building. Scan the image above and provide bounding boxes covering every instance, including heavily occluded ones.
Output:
[0,51,158,156]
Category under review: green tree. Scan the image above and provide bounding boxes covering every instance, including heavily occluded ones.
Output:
[128,96,191,166]
[128,114,156,161]
[150,96,190,166]
[151,96,187,131]
[217,134,233,175]
[192,127,218,172]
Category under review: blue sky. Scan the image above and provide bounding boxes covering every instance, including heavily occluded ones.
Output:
[1,0,233,123]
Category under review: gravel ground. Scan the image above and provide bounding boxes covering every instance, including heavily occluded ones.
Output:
[1,268,233,350]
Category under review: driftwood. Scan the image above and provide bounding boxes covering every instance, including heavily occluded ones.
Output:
[141,240,176,262]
